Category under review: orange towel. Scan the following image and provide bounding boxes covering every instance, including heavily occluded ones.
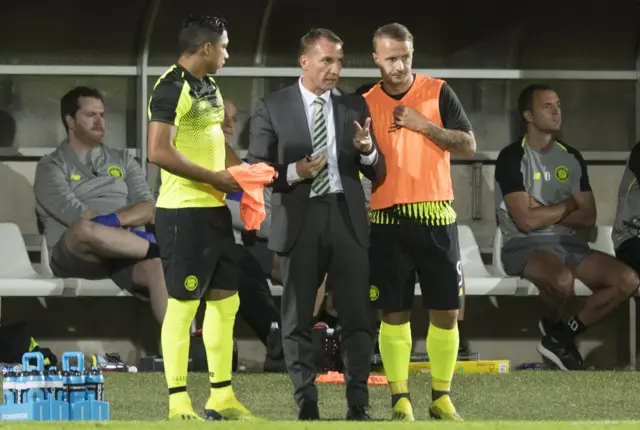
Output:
[227,163,276,230]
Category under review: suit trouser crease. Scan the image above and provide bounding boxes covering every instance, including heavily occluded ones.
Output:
[280,194,373,408]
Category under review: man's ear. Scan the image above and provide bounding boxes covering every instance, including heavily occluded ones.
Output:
[64,114,74,130]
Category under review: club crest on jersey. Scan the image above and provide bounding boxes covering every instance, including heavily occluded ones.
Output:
[108,166,123,178]
[555,166,569,183]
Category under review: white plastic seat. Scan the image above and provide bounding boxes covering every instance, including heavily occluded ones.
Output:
[0,223,63,296]
[40,236,130,297]
[589,225,615,256]
[457,225,518,295]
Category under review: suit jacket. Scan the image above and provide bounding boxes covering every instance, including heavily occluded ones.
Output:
[247,84,386,254]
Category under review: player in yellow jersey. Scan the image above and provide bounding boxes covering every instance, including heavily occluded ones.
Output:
[147,15,261,421]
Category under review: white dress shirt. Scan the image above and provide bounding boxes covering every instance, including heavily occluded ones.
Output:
[286,78,378,196]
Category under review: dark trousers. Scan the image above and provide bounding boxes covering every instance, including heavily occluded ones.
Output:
[279,193,373,408]
[235,243,280,346]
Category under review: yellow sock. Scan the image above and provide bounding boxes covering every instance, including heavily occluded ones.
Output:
[426,323,459,396]
[379,322,412,405]
[161,298,199,412]
[203,293,240,404]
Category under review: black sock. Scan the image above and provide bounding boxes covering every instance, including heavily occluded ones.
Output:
[391,392,410,407]
[542,317,564,333]
[145,242,160,259]
[566,315,587,337]
[555,315,586,342]
[432,389,449,402]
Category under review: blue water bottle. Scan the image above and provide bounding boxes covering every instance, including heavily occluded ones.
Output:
[15,366,27,404]
[46,367,64,401]
[62,352,85,403]
[21,351,46,403]
[24,369,46,403]
[2,368,17,405]
[63,370,74,403]
[85,367,104,402]
[67,367,86,405]
[84,368,93,401]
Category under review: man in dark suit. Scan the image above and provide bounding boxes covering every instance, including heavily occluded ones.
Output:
[248,28,386,421]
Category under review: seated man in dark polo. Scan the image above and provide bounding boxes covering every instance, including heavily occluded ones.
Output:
[495,84,639,370]
[34,86,167,323]
[613,141,640,278]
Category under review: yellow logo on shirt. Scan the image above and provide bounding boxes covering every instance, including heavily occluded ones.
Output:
[70,174,81,180]
[108,166,123,178]
[555,166,569,183]
[184,275,199,292]
[369,285,379,301]
[533,172,541,180]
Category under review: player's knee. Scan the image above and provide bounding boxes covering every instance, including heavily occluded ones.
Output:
[382,311,411,325]
[616,266,640,298]
[550,269,574,300]
[429,309,458,330]
[134,258,165,289]
[205,288,238,302]
[67,219,98,251]
[145,258,164,277]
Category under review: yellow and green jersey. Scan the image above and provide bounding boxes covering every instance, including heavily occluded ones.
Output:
[148,63,226,209]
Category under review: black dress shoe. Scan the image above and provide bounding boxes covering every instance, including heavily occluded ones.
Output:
[298,400,320,420]
[346,405,371,421]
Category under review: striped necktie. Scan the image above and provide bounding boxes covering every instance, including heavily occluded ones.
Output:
[311,97,330,195]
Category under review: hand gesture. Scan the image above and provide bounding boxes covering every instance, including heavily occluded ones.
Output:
[210,170,242,193]
[353,118,373,153]
[393,105,427,132]
[296,155,328,179]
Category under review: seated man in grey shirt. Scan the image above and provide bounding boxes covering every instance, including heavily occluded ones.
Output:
[495,84,638,370]
[34,86,168,323]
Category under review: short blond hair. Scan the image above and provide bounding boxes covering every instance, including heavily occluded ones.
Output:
[373,23,413,52]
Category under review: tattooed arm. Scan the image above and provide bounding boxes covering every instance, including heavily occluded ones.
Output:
[394,82,476,157]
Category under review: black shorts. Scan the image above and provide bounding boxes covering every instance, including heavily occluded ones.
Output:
[155,206,243,300]
[616,236,640,276]
[369,222,462,312]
